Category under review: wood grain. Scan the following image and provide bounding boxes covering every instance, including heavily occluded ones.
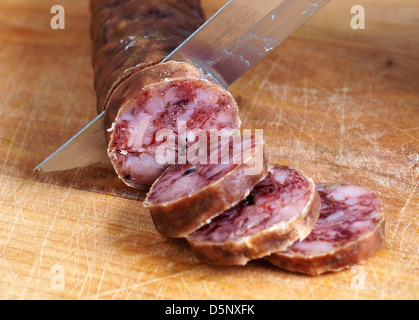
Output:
[0,0,417,299]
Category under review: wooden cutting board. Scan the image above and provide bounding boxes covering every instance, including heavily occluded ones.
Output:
[0,0,417,299]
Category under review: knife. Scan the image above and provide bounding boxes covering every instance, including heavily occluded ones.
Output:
[35,0,330,172]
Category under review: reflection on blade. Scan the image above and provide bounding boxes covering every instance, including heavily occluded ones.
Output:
[34,112,108,172]
[165,0,330,87]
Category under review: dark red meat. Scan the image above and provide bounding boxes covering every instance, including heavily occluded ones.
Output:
[145,135,269,237]
[105,61,241,187]
[187,165,321,265]
[267,182,386,275]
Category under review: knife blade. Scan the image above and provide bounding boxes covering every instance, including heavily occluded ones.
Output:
[35,0,330,172]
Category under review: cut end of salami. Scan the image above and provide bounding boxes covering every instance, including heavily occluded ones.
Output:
[105,61,241,188]
[145,135,269,238]
[187,165,321,266]
[267,183,386,276]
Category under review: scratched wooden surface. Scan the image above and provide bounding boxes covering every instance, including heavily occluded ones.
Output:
[0,0,417,300]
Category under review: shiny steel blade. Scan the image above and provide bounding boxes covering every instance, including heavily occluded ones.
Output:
[35,0,330,172]
[34,112,108,172]
[164,0,331,87]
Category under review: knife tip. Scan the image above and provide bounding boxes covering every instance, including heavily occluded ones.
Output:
[33,165,43,173]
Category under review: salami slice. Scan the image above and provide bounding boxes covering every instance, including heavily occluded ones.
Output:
[267,183,385,276]
[187,165,321,265]
[145,135,269,238]
[105,61,241,187]
[91,0,204,113]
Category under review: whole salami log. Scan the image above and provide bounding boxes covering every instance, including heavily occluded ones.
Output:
[267,183,385,276]
[187,165,321,265]
[145,135,269,238]
[91,0,204,113]
[91,1,241,187]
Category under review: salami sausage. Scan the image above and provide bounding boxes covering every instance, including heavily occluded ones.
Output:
[105,61,241,187]
[91,0,204,113]
[145,135,269,238]
[187,165,321,265]
[91,0,241,187]
[267,183,385,276]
